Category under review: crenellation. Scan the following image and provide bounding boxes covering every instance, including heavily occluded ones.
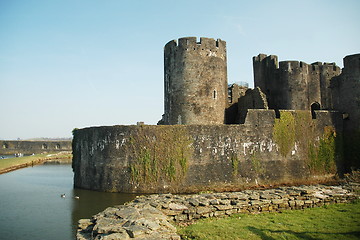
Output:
[163,36,227,125]
[72,36,360,195]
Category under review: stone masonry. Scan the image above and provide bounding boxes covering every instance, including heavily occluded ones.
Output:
[163,37,228,125]
[77,183,360,239]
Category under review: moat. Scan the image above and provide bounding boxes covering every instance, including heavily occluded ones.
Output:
[0,164,137,240]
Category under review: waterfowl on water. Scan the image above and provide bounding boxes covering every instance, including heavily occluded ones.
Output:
[74,196,80,199]
[61,194,66,198]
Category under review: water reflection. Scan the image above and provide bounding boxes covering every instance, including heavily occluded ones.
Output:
[71,188,137,237]
[0,164,137,240]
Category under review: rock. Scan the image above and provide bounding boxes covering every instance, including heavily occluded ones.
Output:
[77,184,359,239]
[93,218,127,234]
[115,207,140,219]
[125,225,148,238]
[188,198,200,206]
[97,232,130,240]
[271,199,285,205]
[214,205,233,211]
[168,203,188,211]
[196,206,213,215]
[78,219,93,232]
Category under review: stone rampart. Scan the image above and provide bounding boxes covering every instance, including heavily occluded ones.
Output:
[72,109,343,193]
[77,184,360,240]
[0,140,72,155]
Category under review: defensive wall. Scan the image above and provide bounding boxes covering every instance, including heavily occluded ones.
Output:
[0,140,72,155]
[72,109,343,193]
[331,53,360,169]
[253,54,341,110]
[72,36,359,193]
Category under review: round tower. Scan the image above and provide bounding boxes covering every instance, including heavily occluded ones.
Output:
[163,37,228,125]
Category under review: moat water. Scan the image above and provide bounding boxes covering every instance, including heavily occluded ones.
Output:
[0,164,137,240]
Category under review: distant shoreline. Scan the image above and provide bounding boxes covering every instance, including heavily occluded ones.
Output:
[0,152,72,174]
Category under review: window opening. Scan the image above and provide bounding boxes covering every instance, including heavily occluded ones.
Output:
[311,102,320,119]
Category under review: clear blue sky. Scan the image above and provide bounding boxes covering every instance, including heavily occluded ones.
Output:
[0,0,359,140]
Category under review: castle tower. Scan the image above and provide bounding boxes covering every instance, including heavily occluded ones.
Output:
[253,54,341,110]
[163,37,228,125]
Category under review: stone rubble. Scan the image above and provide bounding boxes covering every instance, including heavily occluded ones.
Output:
[77,183,360,240]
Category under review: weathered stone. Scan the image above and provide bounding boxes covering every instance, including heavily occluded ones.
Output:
[219,199,231,205]
[174,214,188,221]
[249,194,260,200]
[77,184,359,240]
[125,225,149,238]
[214,211,226,217]
[168,203,188,211]
[115,207,140,219]
[93,218,127,234]
[250,200,263,206]
[97,232,130,240]
[271,199,285,205]
[214,205,233,211]
[236,194,249,200]
[313,192,329,200]
[188,198,200,207]
[236,200,249,207]
[196,206,213,215]
[210,199,220,205]
[78,219,93,232]
[161,209,180,216]
[225,209,237,215]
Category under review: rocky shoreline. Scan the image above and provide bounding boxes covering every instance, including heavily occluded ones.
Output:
[77,182,359,240]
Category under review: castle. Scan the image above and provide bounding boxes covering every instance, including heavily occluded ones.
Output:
[72,37,359,193]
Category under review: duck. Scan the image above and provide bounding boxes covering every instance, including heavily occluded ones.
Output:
[74,196,80,199]
[61,194,66,198]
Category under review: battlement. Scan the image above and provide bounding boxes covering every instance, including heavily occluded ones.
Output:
[164,37,228,125]
[278,60,340,74]
[253,54,278,67]
[165,37,226,53]
[279,61,309,72]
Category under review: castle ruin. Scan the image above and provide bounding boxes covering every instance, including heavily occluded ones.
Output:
[72,37,360,193]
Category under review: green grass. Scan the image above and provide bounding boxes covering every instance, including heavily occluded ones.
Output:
[178,201,360,240]
[0,152,72,172]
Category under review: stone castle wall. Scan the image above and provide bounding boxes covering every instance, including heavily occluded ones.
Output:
[0,140,72,155]
[331,53,360,169]
[163,37,228,125]
[72,110,343,193]
[253,54,341,110]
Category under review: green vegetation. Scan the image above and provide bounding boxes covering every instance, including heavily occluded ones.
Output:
[178,201,360,240]
[0,152,72,174]
[128,126,193,185]
[273,111,295,157]
[272,111,342,174]
[308,126,338,174]
[250,151,264,175]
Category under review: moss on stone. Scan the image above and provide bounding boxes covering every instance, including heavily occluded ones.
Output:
[273,111,296,157]
[250,151,265,175]
[127,126,193,185]
[307,126,339,174]
[272,111,342,174]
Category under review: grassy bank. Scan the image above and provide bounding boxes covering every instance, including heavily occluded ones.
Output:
[0,152,72,174]
[178,200,360,240]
